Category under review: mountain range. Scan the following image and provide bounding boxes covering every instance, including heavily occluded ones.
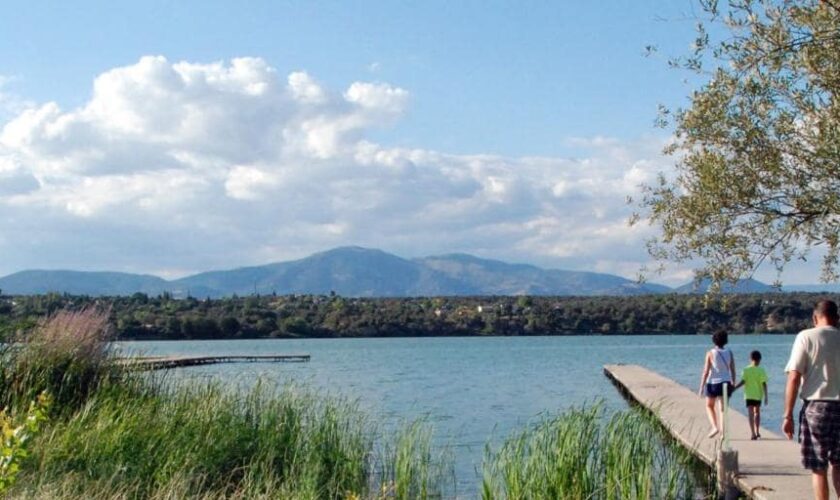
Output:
[0,246,833,298]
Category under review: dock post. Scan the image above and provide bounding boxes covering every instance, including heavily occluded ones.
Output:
[716,449,739,500]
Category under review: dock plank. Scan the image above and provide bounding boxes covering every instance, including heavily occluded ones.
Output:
[604,364,811,500]
[119,354,310,370]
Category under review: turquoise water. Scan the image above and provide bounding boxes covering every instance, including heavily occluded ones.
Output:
[116,334,796,494]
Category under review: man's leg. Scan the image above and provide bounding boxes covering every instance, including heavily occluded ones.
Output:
[754,407,761,436]
[748,407,756,437]
[812,469,829,500]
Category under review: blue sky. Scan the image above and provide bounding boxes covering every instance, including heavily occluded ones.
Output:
[0,1,822,285]
[2,1,696,155]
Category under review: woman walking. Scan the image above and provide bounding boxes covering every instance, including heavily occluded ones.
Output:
[699,330,736,438]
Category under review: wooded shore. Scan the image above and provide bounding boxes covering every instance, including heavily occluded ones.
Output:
[1,291,829,340]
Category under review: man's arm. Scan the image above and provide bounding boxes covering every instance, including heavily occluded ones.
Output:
[782,370,802,439]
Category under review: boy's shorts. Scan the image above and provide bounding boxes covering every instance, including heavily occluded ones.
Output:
[745,399,761,407]
[705,382,732,398]
[800,401,840,471]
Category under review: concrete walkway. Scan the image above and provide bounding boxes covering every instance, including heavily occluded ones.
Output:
[604,364,813,500]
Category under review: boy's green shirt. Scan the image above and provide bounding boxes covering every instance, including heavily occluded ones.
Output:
[741,365,768,401]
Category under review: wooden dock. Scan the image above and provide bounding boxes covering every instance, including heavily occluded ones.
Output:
[605,364,811,500]
[120,354,310,370]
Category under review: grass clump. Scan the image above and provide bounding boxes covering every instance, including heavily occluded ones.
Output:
[0,307,117,413]
[481,404,703,500]
[15,382,376,499]
[378,421,451,500]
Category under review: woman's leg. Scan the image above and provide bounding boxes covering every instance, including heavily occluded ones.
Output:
[706,396,720,437]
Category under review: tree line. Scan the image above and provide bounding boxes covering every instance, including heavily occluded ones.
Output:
[0,291,833,340]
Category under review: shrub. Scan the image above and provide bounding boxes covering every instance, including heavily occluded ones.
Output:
[0,392,51,493]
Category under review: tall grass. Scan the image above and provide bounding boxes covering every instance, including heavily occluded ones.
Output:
[14,382,375,499]
[481,404,705,500]
[379,421,451,499]
[0,307,117,413]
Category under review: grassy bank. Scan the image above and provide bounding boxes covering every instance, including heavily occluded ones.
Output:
[2,308,450,499]
[481,405,709,499]
[2,308,709,499]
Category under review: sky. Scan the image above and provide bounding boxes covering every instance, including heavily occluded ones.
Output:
[0,1,826,286]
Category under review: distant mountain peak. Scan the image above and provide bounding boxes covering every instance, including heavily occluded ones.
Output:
[675,277,776,294]
[1,247,672,298]
[314,245,382,255]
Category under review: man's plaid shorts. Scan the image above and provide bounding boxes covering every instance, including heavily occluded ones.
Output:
[800,401,840,471]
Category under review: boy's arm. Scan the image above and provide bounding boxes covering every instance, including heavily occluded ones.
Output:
[763,382,768,405]
[733,369,745,390]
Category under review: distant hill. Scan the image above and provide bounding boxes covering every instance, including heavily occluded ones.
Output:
[675,277,776,294]
[782,284,840,294]
[416,254,671,296]
[174,247,470,297]
[0,270,170,296]
[1,246,669,297]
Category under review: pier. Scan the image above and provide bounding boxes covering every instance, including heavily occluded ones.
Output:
[605,364,811,500]
[120,354,311,370]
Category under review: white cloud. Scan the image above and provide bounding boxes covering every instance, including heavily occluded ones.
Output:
[287,71,327,104]
[0,56,696,283]
[225,165,280,200]
[344,81,408,114]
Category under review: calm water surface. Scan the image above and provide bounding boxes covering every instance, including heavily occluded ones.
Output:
[115,335,796,495]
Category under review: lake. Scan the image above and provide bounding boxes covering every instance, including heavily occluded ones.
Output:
[115,334,796,495]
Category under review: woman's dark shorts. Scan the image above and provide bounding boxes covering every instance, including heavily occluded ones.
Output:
[705,382,732,398]
[800,401,840,471]
[746,399,761,407]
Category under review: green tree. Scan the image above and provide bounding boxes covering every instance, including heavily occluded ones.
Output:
[220,317,241,337]
[637,0,840,288]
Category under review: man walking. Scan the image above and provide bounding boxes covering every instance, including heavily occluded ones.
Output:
[783,300,840,500]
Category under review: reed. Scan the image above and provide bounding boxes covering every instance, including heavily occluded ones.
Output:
[378,421,452,500]
[10,377,457,499]
[0,307,117,413]
[12,381,373,499]
[481,404,703,500]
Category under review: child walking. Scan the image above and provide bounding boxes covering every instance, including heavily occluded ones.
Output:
[734,350,768,440]
[699,330,736,438]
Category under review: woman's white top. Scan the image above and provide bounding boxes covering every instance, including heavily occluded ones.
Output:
[707,347,733,384]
